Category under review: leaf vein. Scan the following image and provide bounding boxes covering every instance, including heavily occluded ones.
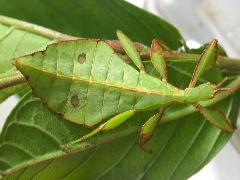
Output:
[168,121,206,180]
[5,122,61,146]
[96,138,137,180]
[136,121,178,180]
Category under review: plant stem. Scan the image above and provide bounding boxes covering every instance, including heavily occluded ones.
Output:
[0,15,76,41]
[0,71,25,90]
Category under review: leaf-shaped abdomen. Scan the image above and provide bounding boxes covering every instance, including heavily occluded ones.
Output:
[15,40,177,127]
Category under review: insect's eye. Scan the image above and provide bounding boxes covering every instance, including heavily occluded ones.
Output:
[78,53,86,64]
[71,95,80,107]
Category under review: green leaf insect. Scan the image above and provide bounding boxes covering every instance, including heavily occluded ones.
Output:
[14,30,235,151]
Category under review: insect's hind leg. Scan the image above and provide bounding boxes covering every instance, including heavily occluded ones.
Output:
[62,110,136,151]
[139,108,165,152]
[138,41,172,152]
[137,40,172,152]
[116,30,146,73]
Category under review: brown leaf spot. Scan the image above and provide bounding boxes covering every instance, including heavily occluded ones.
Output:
[78,53,86,64]
[71,95,80,107]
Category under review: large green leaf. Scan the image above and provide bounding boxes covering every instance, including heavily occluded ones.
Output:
[0,0,239,179]
[0,24,50,74]
[0,0,183,49]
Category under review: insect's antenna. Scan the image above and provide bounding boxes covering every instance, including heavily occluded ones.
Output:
[213,88,230,97]
[216,77,228,89]
[210,77,230,97]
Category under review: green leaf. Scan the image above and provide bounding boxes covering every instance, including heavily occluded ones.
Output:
[0,0,239,179]
[0,0,183,49]
[0,19,52,102]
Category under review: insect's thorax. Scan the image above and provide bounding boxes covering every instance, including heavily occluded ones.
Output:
[133,75,216,110]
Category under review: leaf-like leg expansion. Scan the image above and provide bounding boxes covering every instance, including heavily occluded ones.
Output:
[189,39,218,88]
[151,39,168,80]
[193,103,235,133]
[139,108,165,153]
[156,40,171,51]
[62,110,136,150]
[116,30,145,73]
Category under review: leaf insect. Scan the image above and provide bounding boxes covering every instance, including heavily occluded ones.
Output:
[14,30,235,152]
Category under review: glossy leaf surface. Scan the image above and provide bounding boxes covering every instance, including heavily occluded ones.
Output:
[0,20,52,102]
[0,0,239,179]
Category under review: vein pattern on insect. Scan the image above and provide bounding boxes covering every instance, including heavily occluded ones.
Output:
[14,30,234,151]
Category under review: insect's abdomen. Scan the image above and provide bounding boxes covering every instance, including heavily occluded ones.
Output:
[15,40,176,127]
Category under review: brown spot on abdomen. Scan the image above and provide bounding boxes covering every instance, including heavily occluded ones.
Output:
[71,95,80,107]
[78,53,86,64]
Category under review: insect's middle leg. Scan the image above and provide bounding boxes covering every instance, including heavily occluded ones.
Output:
[139,40,170,151]
[139,108,165,152]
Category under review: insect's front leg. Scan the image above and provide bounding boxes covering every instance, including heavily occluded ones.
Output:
[188,39,234,132]
[188,39,218,88]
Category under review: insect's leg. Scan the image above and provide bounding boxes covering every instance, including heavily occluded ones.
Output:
[62,110,136,150]
[139,108,165,152]
[193,103,235,133]
[138,40,171,152]
[189,39,218,88]
[137,39,171,152]
[186,39,233,132]
[150,39,168,80]
[116,30,146,73]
